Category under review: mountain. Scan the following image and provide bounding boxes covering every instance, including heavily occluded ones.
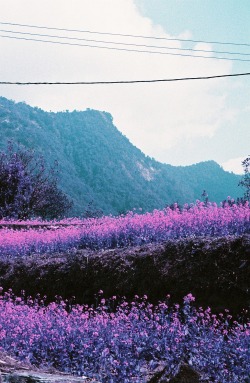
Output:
[0,96,242,216]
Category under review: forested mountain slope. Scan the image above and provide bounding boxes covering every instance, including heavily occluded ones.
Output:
[0,96,242,216]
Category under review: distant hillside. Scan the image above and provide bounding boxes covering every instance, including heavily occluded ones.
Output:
[0,96,242,216]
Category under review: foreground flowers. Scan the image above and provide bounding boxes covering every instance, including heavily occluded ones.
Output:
[0,290,249,383]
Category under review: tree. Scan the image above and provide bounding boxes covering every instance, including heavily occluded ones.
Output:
[238,155,250,201]
[0,142,73,219]
[201,190,209,206]
[82,200,103,218]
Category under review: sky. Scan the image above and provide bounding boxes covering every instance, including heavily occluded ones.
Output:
[0,0,249,174]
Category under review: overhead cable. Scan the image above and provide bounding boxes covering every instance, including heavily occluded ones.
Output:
[1,72,250,85]
[0,28,250,57]
[0,21,250,47]
[1,34,250,62]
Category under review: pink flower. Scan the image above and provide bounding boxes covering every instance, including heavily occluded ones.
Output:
[183,293,195,303]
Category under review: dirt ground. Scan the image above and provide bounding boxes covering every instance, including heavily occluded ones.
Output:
[0,234,249,313]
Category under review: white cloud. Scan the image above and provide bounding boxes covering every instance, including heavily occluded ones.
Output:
[0,0,237,164]
[221,157,245,174]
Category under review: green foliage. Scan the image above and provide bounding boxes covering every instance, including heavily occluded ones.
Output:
[81,200,103,218]
[0,97,242,216]
[0,142,72,219]
[238,155,250,201]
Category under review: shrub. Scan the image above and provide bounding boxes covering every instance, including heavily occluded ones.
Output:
[0,142,72,219]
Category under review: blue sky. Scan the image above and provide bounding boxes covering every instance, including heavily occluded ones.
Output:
[136,0,250,78]
[136,0,250,53]
[135,0,250,172]
[0,0,249,173]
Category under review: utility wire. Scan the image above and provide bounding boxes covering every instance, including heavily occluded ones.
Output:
[1,34,250,62]
[0,21,250,47]
[0,28,250,57]
[1,72,250,85]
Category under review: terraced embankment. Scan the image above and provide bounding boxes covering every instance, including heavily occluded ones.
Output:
[0,234,249,313]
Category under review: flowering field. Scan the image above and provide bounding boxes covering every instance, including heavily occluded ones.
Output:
[0,201,249,257]
[0,201,249,382]
[0,289,249,383]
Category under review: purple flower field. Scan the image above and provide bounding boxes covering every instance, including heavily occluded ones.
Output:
[0,200,249,381]
[0,289,249,383]
[0,200,249,257]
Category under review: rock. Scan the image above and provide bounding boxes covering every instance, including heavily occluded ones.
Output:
[0,352,98,383]
[1,371,97,382]
[147,363,201,383]
[168,364,201,383]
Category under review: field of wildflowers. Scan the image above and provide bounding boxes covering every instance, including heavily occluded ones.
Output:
[0,289,249,383]
[0,200,249,257]
[0,200,249,382]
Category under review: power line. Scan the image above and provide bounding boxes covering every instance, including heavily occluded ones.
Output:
[1,72,250,85]
[1,21,250,47]
[1,28,250,58]
[1,34,250,62]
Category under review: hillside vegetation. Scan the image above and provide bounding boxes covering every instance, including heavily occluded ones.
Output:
[0,97,242,216]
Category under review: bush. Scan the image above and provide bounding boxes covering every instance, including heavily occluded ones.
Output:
[0,142,72,219]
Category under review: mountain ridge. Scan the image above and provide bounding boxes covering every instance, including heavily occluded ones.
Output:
[0,96,242,216]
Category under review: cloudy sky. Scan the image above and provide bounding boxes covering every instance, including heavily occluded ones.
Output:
[0,0,249,174]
